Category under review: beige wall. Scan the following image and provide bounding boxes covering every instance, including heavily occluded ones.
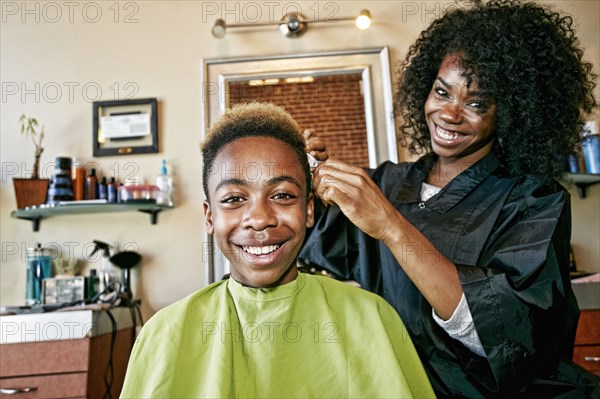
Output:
[1,1,598,320]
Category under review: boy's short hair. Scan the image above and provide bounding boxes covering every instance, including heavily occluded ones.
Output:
[201,102,311,201]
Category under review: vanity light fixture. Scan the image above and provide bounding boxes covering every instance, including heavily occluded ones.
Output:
[211,9,372,39]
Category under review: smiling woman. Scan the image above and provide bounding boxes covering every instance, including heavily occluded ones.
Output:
[300,0,599,397]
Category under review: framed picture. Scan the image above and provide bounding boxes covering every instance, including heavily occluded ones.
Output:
[93,98,158,156]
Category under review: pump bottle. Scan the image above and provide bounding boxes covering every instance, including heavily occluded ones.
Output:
[156,160,173,206]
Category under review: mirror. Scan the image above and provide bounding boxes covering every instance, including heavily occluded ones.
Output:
[202,47,397,283]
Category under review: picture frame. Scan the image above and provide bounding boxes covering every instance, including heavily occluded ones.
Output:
[93,98,158,156]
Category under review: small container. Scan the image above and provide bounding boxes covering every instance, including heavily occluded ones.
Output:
[86,168,98,200]
[47,157,73,204]
[98,177,108,200]
[117,182,124,202]
[582,135,600,174]
[25,243,53,305]
[72,158,85,201]
[107,177,118,203]
[156,160,173,206]
[118,184,159,203]
[87,269,100,299]
[567,154,580,173]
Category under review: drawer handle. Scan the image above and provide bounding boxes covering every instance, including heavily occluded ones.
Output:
[584,356,600,362]
[0,387,38,395]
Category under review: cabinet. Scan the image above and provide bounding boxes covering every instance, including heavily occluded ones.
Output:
[0,308,136,398]
[573,309,600,376]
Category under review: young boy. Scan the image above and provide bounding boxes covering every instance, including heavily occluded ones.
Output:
[120,103,434,398]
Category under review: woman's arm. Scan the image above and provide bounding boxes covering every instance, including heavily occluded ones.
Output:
[312,159,462,319]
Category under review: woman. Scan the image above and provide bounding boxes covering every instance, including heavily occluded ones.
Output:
[300,0,598,397]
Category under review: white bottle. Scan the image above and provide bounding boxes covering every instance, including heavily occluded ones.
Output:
[156,160,173,206]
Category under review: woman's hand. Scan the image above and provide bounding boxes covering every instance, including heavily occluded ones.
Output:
[313,158,463,319]
[312,159,400,242]
[304,129,328,161]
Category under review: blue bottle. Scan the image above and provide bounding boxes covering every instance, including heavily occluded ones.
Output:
[25,243,52,305]
[582,135,600,174]
[107,177,118,203]
[98,177,108,200]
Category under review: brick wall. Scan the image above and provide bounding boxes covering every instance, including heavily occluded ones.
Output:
[229,74,369,167]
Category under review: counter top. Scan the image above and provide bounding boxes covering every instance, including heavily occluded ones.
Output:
[572,278,600,310]
[0,306,135,344]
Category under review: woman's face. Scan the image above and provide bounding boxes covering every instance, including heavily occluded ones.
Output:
[424,54,497,164]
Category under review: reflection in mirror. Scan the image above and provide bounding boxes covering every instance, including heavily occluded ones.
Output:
[229,73,369,167]
[203,48,396,283]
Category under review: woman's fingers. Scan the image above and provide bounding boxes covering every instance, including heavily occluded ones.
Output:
[303,129,328,161]
[311,159,396,240]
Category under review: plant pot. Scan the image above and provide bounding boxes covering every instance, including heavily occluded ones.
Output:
[13,178,49,209]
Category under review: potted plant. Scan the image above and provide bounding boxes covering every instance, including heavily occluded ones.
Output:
[12,115,50,208]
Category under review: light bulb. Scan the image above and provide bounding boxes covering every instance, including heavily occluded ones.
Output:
[355,9,372,30]
[212,19,226,38]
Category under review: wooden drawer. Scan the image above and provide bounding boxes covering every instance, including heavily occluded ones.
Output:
[574,309,600,376]
[0,372,86,398]
[0,340,89,377]
[575,310,600,345]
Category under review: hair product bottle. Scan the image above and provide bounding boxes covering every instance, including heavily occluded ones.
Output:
[107,177,118,203]
[98,177,107,200]
[86,168,98,200]
[72,157,85,201]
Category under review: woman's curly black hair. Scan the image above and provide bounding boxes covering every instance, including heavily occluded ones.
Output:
[395,0,597,178]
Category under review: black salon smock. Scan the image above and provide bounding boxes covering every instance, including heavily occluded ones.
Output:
[300,153,600,398]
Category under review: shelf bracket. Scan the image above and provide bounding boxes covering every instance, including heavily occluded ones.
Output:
[575,182,599,199]
[138,208,163,224]
[17,216,42,232]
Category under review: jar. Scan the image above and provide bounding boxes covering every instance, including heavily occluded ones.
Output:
[25,243,53,305]
[47,156,74,204]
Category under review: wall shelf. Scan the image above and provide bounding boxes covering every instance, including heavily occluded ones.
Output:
[11,202,173,232]
[565,173,600,199]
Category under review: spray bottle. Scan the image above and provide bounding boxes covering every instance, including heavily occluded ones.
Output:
[91,240,115,295]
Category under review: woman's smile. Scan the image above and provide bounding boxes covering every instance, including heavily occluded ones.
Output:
[432,123,468,146]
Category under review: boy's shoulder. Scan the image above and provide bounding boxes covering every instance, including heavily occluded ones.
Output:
[141,280,228,331]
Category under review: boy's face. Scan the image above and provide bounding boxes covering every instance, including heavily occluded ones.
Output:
[204,136,314,288]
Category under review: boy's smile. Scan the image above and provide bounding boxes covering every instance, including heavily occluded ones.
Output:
[204,136,314,288]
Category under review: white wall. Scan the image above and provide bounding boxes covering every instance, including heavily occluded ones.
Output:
[1,1,598,320]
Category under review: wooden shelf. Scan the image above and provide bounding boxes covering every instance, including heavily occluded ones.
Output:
[11,202,173,232]
[564,173,600,198]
